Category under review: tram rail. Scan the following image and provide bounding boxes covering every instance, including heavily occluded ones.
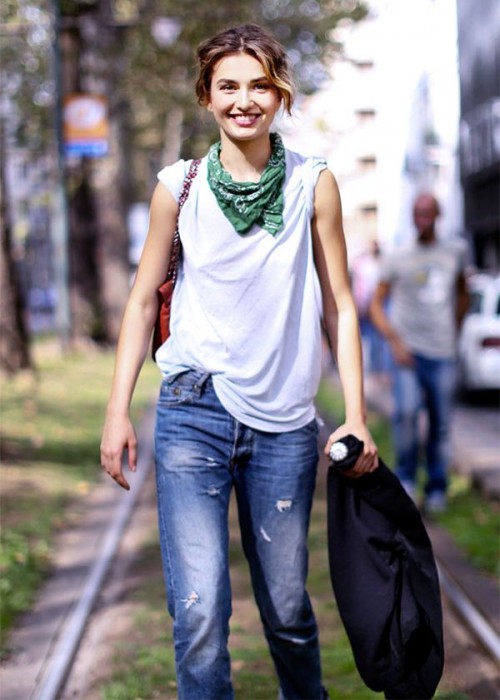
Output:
[28,416,500,699]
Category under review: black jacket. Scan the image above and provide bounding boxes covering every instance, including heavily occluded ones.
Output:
[327,436,444,699]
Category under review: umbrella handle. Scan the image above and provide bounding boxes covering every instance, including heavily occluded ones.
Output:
[328,434,364,472]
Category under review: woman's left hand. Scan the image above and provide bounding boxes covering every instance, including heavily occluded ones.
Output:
[324,422,378,478]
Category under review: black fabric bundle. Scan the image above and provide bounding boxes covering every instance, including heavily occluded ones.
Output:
[327,435,444,699]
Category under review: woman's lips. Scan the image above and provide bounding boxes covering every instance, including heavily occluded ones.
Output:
[230,114,261,126]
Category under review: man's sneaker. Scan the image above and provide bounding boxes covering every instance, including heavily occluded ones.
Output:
[425,491,447,514]
[400,480,417,502]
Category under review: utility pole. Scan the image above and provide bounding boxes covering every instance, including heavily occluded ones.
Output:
[51,0,72,349]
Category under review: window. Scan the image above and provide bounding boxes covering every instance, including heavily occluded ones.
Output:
[355,109,376,123]
[358,156,376,171]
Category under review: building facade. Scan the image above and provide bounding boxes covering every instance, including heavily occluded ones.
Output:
[456,0,500,272]
[281,0,464,261]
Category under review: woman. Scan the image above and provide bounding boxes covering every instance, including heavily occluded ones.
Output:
[101,23,378,700]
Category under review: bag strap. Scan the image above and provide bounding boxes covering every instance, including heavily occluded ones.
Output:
[166,158,201,283]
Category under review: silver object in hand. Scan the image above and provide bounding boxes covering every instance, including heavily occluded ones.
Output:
[329,441,348,462]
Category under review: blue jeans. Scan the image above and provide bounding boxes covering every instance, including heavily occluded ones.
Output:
[154,369,324,700]
[360,316,390,374]
[391,354,456,495]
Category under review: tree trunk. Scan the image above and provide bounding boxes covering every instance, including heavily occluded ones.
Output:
[60,24,104,340]
[93,109,131,343]
[0,120,32,374]
[67,159,103,339]
[82,1,132,344]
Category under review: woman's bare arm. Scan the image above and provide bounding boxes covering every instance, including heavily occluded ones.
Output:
[100,183,178,489]
[312,169,378,475]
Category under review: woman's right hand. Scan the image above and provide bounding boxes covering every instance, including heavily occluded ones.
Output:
[98,182,179,491]
[100,412,138,491]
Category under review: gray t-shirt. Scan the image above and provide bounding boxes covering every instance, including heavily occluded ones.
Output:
[379,239,467,359]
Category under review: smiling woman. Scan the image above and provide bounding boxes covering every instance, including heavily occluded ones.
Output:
[206,54,281,150]
[195,23,295,115]
[100,22,378,700]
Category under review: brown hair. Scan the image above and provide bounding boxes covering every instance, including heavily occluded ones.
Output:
[195,24,295,114]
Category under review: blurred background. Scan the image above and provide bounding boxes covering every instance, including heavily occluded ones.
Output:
[1,0,499,381]
[1,4,499,694]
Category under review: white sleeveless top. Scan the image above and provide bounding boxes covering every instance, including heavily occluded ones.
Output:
[155,146,327,432]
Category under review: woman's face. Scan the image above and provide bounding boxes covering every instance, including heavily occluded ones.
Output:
[206,52,281,143]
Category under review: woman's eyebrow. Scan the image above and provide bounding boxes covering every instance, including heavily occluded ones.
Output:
[215,76,269,85]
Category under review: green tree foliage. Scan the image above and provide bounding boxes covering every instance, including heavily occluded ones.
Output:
[0,0,55,371]
[1,0,54,154]
[2,0,368,200]
[121,0,368,196]
[2,0,367,348]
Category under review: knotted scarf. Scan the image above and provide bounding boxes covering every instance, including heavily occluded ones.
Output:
[207,133,286,236]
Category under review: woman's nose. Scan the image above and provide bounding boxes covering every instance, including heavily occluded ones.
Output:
[236,88,252,110]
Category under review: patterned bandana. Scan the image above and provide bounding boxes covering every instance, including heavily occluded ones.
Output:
[206,133,286,236]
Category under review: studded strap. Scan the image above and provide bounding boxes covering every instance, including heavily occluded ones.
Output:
[167,158,200,283]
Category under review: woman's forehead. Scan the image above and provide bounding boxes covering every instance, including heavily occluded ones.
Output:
[211,52,265,79]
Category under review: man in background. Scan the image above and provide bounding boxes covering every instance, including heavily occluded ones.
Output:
[370,193,469,512]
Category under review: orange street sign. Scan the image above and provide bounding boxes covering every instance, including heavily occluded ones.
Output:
[63,94,109,157]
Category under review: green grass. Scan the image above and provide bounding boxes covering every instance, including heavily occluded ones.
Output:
[95,374,373,699]
[315,378,394,464]
[432,476,500,577]
[97,475,473,699]
[0,340,161,654]
[98,495,381,700]
[88,373,479,699]
[316,377,499,578]
[1,354,492,697]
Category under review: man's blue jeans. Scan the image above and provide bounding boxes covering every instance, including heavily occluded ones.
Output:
[391,354,456,495]
[154,370,324,700]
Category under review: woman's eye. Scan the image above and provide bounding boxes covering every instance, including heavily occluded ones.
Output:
[254,83,270,91]
[221,84,236,92]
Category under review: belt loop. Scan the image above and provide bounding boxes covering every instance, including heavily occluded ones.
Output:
[193,372,211,396]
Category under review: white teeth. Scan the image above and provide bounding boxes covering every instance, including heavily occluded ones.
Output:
[232,115,259,125]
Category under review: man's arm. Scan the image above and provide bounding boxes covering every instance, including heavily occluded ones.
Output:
[369,281,414,367]
[456,271,469,329]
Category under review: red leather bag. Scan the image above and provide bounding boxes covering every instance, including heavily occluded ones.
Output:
[151,158,200,358]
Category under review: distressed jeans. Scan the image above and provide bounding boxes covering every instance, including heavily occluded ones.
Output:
[391,354,456,495]
[154,369,324,700]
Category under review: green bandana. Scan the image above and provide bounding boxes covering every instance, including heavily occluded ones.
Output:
[207,133,286,236]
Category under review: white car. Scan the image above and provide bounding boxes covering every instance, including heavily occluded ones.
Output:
[458,274,500,392]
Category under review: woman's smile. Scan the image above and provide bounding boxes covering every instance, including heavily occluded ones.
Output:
[229,112,262,127]
[207,52,281,142]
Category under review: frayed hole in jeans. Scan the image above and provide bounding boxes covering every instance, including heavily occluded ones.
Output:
[260,526,272,542]
[181,591,200,610]
[275,499,292,512]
